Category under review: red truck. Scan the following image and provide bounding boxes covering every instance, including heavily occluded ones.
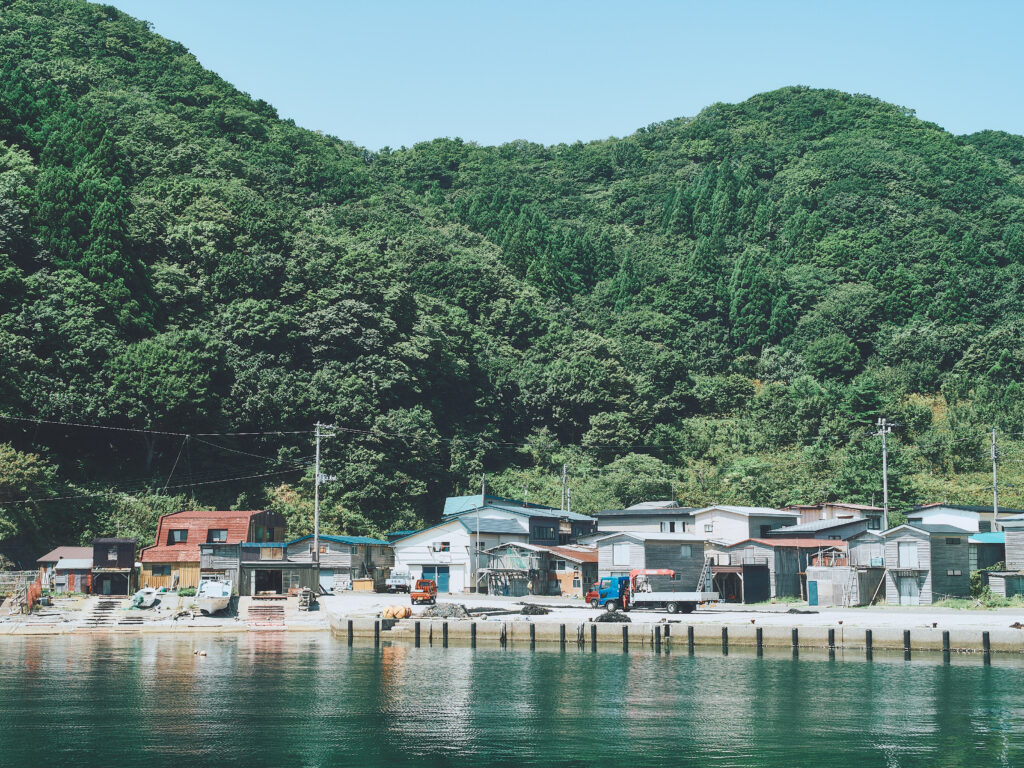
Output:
[410,579,437,605]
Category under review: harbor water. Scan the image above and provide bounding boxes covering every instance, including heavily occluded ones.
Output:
[0,635,1020,767]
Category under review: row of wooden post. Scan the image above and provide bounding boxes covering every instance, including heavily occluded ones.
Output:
[354,620,993,662]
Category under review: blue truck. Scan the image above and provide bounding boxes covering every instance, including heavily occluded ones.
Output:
[586,569,718,614]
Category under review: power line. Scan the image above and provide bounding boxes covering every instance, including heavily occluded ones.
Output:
[0,460,314,507]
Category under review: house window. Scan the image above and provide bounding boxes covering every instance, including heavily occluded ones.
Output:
[945,538,961,545]
[107,547,118,561]
[151,565,171,576]
[660,521,677,533]
[260,547,284,560]
[946,569,962,576]
[572,577,581,588]
[828,535,841,540]
[534,526,556,540]
[760,525,772,538]
[207,529,227,543]
[320,545,328,554]
[432,541,451,553]
[282,569,301,591]
[553,559,567,571]
[704,524,714,533]
[897,542,918,569]
[680,545,692,558]
[350,546,359,555]
[868,517,881,530]
[475,541,487,551]
[168,529,188,544]
[979,521,992,533]
[612,542,630,566]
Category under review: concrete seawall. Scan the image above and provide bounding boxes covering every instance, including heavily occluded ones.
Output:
[329,615,1024,655]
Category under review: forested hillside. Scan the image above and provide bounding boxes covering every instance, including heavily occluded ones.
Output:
[3,0,1024,564]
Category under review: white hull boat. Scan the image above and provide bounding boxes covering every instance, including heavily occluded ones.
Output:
[196,580,232,615]
[132,587,158,609]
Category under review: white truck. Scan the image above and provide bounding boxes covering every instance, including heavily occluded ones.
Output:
[384,570,412,593]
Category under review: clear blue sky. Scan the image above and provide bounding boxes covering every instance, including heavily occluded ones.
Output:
[107,0,1024,150]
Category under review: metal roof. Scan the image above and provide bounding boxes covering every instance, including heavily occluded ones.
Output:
[769,518,868,534]
[909,504,1024,515]
[692,505,800,518]
[53,558,92,570]
[442,494,594,522]
[626,500,683,510]
[597,506,697,518]
[728,538,848,549]
[969,532,1005,545]
[595,531,705,543]
[457,515,528,535]
[37,546,93,563]
[884,523,974,536]
[287,534,389,546]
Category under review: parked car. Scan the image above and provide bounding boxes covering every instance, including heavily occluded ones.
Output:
[411,579,437,605]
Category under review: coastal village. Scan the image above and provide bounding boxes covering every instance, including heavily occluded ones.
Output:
[4,493,1024,646]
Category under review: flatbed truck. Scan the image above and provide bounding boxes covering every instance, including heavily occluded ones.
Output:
[588,568,718,614]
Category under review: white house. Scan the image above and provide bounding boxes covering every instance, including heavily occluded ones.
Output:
[391,495,598,593]
[692,505,801,545]
[904,504,1024,533]
[594,501,697,534]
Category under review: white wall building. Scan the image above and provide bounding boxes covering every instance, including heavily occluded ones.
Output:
[691,505,801,545]
[391,514,528,593]
[594,501,696,534]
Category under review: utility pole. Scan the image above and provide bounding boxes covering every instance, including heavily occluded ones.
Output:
[567,485,572,514]
[992,427,1000,530]
[875,418,894,530]
[313,422,337,570]
[561,463,567,512]
[474,472,485,593]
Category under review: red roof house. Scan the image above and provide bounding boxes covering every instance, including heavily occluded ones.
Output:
[139,510,286,589]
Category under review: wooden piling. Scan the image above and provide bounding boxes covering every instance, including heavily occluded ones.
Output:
[591,623,597,652]
[687,625,694,653]
[415,621,421,648]
[721,626,728,655]
[347,619,353,646]
[374,620,380,647]
[471,621,477,648]
[865,629,873,660]
[756,627,763,656]
[903,630,911,660]
[622,625,629,652]
[560,623,566,650]
[443,621,448,648]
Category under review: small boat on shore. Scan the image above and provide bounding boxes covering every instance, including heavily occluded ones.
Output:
[131,588,158,609]
[196,580,232,615]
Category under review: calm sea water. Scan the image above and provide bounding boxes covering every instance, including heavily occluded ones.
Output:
[0,634,1020,768]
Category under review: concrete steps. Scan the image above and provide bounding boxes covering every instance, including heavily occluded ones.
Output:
[247,602,286,631]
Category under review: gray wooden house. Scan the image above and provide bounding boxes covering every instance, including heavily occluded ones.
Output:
[285,534,394,592]
[596,532,706,590]
[1001,514,1024,570]
[882,524,971,605]
[199,543,241,589]
[711,538,842,599]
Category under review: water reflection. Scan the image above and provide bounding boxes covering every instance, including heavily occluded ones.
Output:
[0,636,1021,768]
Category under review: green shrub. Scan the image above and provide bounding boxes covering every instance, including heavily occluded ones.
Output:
[177,587,196,597]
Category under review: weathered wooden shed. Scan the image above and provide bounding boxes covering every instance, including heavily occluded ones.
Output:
[712,538,843,599]
[36,546,93,594]
[597,532,706,589]
[91,538,136,596]
[237,544,317,596]
[882,524,971,605]
[988,572,1024,598]
[285,534,393,593]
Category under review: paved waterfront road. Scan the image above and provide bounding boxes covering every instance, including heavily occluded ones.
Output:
[0,634,1020,768]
